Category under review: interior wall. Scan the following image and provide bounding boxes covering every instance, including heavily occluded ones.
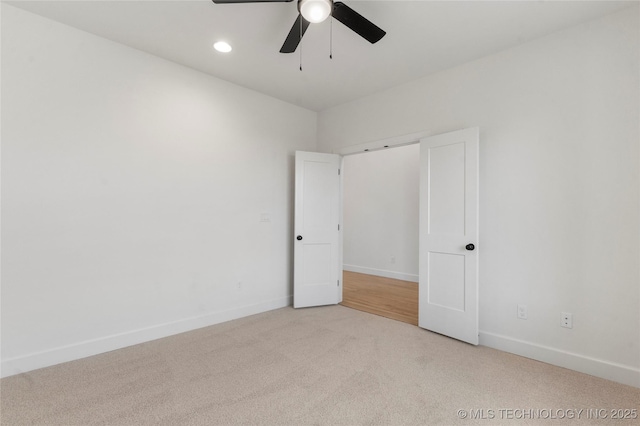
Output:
[343,145,420,282]
[319,8,640,386]
[1,5,316,376]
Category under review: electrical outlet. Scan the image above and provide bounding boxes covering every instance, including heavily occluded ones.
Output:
[237,281,242,291]
[390,255,396,264]
[561,312,573,329]
[517,304,528,320]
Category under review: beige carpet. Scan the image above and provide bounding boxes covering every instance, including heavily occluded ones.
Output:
[2,305,639,425]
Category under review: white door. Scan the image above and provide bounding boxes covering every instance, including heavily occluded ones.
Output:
[419,128,479,345]
[294,151,342,308]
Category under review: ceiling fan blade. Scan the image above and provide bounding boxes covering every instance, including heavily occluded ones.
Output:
[212,0,293,4]
[280,14,310,53]
[331,1,385,44]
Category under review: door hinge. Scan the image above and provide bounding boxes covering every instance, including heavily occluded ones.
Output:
[338,224,340,231]
[338,169,341,175]
[337,280,340,287]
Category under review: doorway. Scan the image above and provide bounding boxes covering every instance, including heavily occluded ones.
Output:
[294,128,479,344]
[340,143,420,325]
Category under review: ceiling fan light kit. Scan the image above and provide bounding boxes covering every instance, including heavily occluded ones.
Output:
[299,0,332,23]
[212,0,385,54]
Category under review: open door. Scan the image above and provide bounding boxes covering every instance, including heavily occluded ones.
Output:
[419,128,479,344]
[294,151,342,308]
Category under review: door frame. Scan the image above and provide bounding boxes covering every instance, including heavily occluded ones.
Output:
[335,130,433,157]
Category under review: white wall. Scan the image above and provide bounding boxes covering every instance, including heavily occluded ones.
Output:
[319,9,640,387]
[343,144,419,282]
[1,5,316,376]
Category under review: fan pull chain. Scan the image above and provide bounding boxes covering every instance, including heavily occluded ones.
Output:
[329,15,333,59]
[299,15,303,71]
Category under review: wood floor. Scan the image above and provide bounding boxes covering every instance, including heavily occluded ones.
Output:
[341,271,419,326]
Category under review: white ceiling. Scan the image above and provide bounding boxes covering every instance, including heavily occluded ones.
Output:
[7,0,635,111]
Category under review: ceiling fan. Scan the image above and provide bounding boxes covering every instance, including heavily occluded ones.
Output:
[211,0,386,53]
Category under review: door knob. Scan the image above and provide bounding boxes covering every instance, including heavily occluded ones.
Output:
[297,235,303,241]
[465,243,475,251]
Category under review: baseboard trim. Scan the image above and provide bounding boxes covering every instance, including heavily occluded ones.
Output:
[343,264,418,283]
[479,331,640,388]
[1,296,292,378]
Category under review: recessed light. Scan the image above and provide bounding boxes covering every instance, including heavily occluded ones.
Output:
[213,41,232,53]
